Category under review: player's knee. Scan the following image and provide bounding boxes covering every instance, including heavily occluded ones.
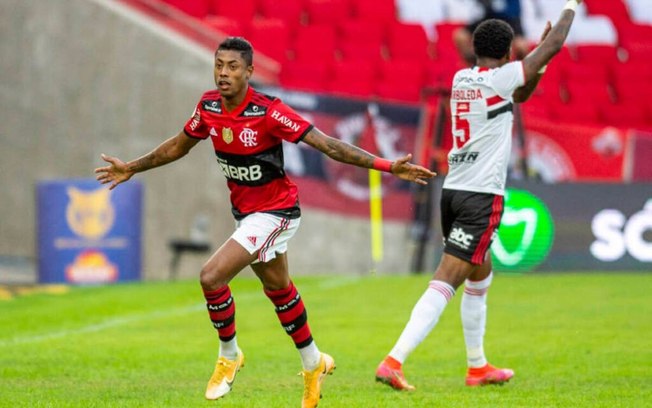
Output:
[199,264,228,290]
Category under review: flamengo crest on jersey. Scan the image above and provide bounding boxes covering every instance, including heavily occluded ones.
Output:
[183,86,313,219]
[443,62,525,196]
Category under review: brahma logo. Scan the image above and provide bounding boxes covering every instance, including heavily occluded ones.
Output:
[66,187,114,240]
[449,227,473,249]
[239,128,258,147]
[271,110,301,132]
[65,250,118,283]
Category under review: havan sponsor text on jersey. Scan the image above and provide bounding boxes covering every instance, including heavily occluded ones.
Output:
[183,86,314,220]
[444,62,526,196]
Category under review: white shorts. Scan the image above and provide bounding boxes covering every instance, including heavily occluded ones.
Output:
[231,213,300,264]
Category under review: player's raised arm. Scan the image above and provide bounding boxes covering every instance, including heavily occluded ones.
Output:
[301,127,436,185]
[520,0,581,82]
[95,130,200,190]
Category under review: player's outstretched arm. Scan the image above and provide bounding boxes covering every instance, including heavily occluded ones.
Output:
[520,0,581,82]
[513,21,552,103]
[302,128,436,185]
[95,131,200,190]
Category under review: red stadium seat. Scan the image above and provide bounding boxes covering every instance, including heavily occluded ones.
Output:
[204,16,247,37]
[304,0,352,25]
[351,0,397,24]
[561,62,610,85]
[338,19,386,45]
[207,0,257,24]
[378,60,426,87]
[280,60,331,92]
[339,38,385,63]
[375,60,425,103]
[564,83,615,105]
[328,61,376,98]
[425,60,465,89]
[549,102,602,124]
[584,0,631,26]
[520,97,551,120]
[163,0,209,19]
[292,25,337,62]
[600,103,649,128]
[434,23,466,61]
[387,22,432,62]
[248,18,291,62]
[258,0,306,28]
[375,82,422,103]
[612,62,652,91]
[575,45,619,64]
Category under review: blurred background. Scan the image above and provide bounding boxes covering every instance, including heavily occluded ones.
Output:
[1,0,651,287]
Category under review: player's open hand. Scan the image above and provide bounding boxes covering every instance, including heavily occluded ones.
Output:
[94,154,134,190]
[390,154,437,185]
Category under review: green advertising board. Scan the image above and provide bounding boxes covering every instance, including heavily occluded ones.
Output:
[491,188,555,272]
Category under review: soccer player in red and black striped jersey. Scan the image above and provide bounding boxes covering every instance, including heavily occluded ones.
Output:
[95,37,435,407]
[376,0,581,392]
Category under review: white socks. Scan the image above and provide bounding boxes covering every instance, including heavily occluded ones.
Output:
[299,341,321,371]
[219,337,240,360]
[389,280,456,364]
[461,272,493,368]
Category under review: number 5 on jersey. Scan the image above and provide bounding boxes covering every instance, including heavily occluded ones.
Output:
[453,102,471,148]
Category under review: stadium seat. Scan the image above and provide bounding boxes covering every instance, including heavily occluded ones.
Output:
[433,22,465,61]
[575,45,620,64]
[207,0,257,24]
[258,0,306,28]
[561,62,610,85]
[351,0,397,24]
[338,19,386,46]
[612,62,652,89]
[375,60,425,103]
[248,18,291,62]
[425,60,465,89]
[204,16,247,37]
[328,61,376,98]
[280,60,331,92]
[292,25,337,62]
[600,103,649,128]
[339,40,386,63]
[163,0,209,19]
[584,0,631,26]
[564,83,615,106]
[387,22,432,62]
[549,102,602,124]
[304,0,352,25]
[375,82,422,103]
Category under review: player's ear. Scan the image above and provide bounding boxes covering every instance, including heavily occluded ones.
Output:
[246,65,254,80]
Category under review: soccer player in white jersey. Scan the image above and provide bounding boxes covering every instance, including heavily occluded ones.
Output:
[376,0,583,391]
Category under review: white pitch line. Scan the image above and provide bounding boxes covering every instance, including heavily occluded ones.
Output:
[0,276,361,347]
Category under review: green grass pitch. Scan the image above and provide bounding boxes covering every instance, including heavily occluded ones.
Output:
[1,273,651,407]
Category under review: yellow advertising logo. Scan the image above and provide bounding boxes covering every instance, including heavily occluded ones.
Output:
[65,250,118,283]
[66,187,115,240]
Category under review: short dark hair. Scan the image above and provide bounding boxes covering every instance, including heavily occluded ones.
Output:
[217,37,254,66]
[473,19,514,60]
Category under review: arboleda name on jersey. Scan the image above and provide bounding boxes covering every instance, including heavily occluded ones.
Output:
[215,146,285,186]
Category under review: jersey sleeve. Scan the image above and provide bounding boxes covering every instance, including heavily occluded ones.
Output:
[183,101,210,139]
[266,99,314,143]
[491,61,526,99]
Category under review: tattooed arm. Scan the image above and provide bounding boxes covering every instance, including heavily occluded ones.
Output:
[520,1,581,83]
[302,127,436,185]
[95,131,200,190]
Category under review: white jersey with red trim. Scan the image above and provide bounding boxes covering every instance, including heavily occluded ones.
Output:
[443,61,525,195]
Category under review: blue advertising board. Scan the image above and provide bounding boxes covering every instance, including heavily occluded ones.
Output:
[37,179,142,284]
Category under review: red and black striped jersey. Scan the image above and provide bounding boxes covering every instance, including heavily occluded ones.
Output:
[183,86,313,219]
